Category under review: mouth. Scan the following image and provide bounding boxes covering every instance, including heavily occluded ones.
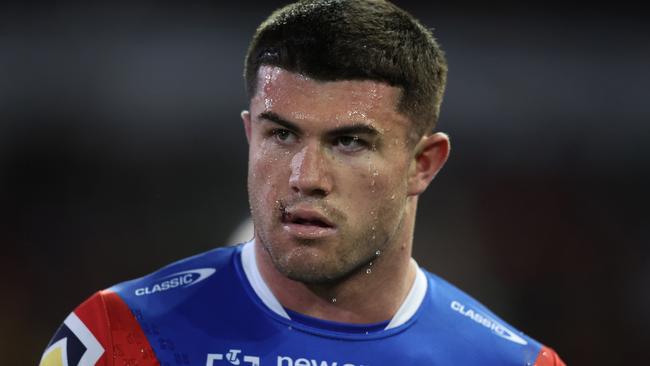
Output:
[282,211,334,228]
[280,206,337,239]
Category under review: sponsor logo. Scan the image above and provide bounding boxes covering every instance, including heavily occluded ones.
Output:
[276,356,365,366]
[450,300,528,345]
[205,350,366,366]
[206,349,260,366]
[135,268,216,296]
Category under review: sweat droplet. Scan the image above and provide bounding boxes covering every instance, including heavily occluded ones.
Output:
[366,268,372,274]
[331,298,337,303]
[375,250,381,256]
[390,194,395,200]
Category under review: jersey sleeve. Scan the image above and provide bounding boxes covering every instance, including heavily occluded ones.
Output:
[534,346,566,366]
[39,290,158,366]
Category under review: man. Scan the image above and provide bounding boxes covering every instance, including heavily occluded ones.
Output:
[41,1,565,365]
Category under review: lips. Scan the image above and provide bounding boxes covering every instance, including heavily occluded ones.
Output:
[282,208,335,227]
[281,206,337,239]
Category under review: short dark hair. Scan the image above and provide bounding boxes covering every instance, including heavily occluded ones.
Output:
[244,0,448,138]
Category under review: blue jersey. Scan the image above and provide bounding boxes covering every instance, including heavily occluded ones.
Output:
[40,241,564,366]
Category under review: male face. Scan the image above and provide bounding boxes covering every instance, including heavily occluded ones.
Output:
[243,65,418,284]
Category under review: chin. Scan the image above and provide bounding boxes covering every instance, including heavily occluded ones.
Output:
[271,250,331,282]
[277,252,366,285]
[284,270,339,285]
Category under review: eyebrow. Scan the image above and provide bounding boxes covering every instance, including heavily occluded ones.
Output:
[257,111,380,137]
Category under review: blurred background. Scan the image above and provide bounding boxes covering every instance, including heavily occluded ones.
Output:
[1,1,648,364]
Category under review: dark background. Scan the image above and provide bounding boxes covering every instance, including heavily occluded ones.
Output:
[1,1,648,364]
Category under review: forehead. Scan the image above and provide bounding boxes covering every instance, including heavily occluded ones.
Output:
[252,66,410,131]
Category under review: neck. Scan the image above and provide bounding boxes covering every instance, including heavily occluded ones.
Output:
[255,197,419,324]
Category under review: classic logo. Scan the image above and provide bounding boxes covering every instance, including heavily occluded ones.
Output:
[450,300,528,345]
[135,268,216,296]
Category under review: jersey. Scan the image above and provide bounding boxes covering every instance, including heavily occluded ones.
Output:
[40,241,565,366]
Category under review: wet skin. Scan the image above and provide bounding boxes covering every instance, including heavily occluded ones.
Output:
[242,66,449,322]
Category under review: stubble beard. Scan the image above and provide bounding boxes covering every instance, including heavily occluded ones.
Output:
[271,234,382,285]
[248,176,407,286]
[253,203,403,286]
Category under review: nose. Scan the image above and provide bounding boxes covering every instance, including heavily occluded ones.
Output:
[289,143,332,197]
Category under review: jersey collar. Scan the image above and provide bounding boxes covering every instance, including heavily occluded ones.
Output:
[240,240,427,330]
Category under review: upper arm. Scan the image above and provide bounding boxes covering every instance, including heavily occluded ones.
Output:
[39,290,158,366]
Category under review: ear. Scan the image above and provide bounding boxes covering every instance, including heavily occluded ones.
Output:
[407,132,450,196]
[241,110,252,143]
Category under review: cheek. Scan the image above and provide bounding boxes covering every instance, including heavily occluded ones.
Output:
[339,159,408,215]
[357,158,407,196]
[249,144,291,200]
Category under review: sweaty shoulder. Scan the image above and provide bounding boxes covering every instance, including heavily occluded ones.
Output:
[39,245,241,366]
[420,270,566,366]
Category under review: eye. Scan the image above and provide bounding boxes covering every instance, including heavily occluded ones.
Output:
[334,135,367,152]
[271,128,297,144]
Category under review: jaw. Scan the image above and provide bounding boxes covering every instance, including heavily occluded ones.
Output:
[251,209,419,324]
[253,192,419,287]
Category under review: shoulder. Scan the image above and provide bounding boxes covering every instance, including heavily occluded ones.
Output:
[419,270,566,366]
[422,270,532,345]
[40,244,243,366]
[108,244,240,298]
